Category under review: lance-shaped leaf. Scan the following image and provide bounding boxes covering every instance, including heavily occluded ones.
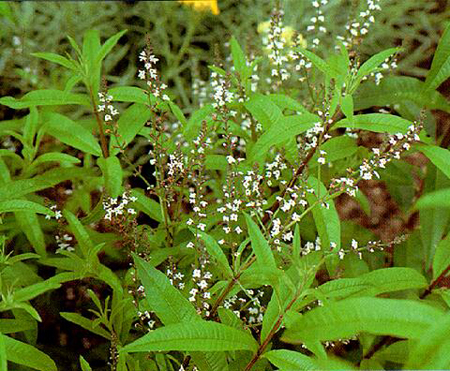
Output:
[305,176,340,272]
[183,104,214,141]
[244,93,283,131]
[248,114,318,163]
[31,52,78,70]
[95,30,127,65]
[129,189,163,222]
[98,155,122,198]
[282,297,444,344]
[423,23,450,92]
[1,333,57,371]
[0,167,91,200]
[121,320,258,353]
[0,90,90,109]
[42,112,102,156]
[134,255,198,325]
[317,267,428,299]
[354,76,450,113]
[230,36,248,79]
[417,144,450,179]
[196,230,233,278]
[244,213,276,269]
[0,200,52,216]
[415,188,450,209]
[335,113,412,134]
[60,313,111,340]
[264,349,356,370]
[295,47,335,76]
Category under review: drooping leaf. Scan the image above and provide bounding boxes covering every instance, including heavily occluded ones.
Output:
[282,297,444,344]
[31,52,77,70]
[0,167,90,200]
[0,90,90,109]
[42,112,102,156]
[0,200,52,216]
[60,312,111,340]
[134,255,198,325]
[120,320,258,353]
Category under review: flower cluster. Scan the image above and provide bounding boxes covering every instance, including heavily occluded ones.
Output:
[211,72,234,109]
[97,92,119,122]
[189,267,213,316]
[45,205,62,220]
[103,192,137,221]
[264,9,290,80]
[223,289,265,326]
[55,233,74,253]
[138,47,169,101]
[307,0,329,47]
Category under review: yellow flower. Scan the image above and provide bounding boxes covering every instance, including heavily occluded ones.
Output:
[178,0,219,15]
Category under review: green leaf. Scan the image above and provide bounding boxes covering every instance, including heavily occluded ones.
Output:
[183,104,214,141]
[196,231,233,278]
[0,332,6,371]
[42,112,102,156]
[352,48,400,90]
[2,333,57,370]
[335,113,412,134]
[0,167,90,201]
[423,23,450,92]
[121,320,258,353]
[295,47,334,76]
[0,2,13,21]
[317,267,428,299]
[433,234,450,280]
[14,280,61,302]
[60,312,111,340]
[98,156,122,198]
[406,313,450,369]
[169,101,187,126]
[305,176,340,271]
[0,90,90,109]
[190,351,229,371]
[95,30,127,65]
[310,136,357,167]
[111,103,152,155]
[0,318,35,334]
[205,155,227,171]
[64,209,95,257]
[415,188,450,209]
[264,349,356,370]
[134,255,198,325]
[340,95,354,121]
[130,189,163,222]
[0,200,52,216]
[248,114,318,163]
[244,93,283,131]
[268,94,308,114]
[80,355,93,371]
[244,213,276,269]
[15,210,47,257]
[354,76,450,113]
[31,152,81,167]
[417,144,450,179]
[282,297,444,344]
[31,52,77,70]
[108,86,150,105]
[230,36,248,78]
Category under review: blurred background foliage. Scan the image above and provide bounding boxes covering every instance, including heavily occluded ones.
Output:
[1,0,449,118]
